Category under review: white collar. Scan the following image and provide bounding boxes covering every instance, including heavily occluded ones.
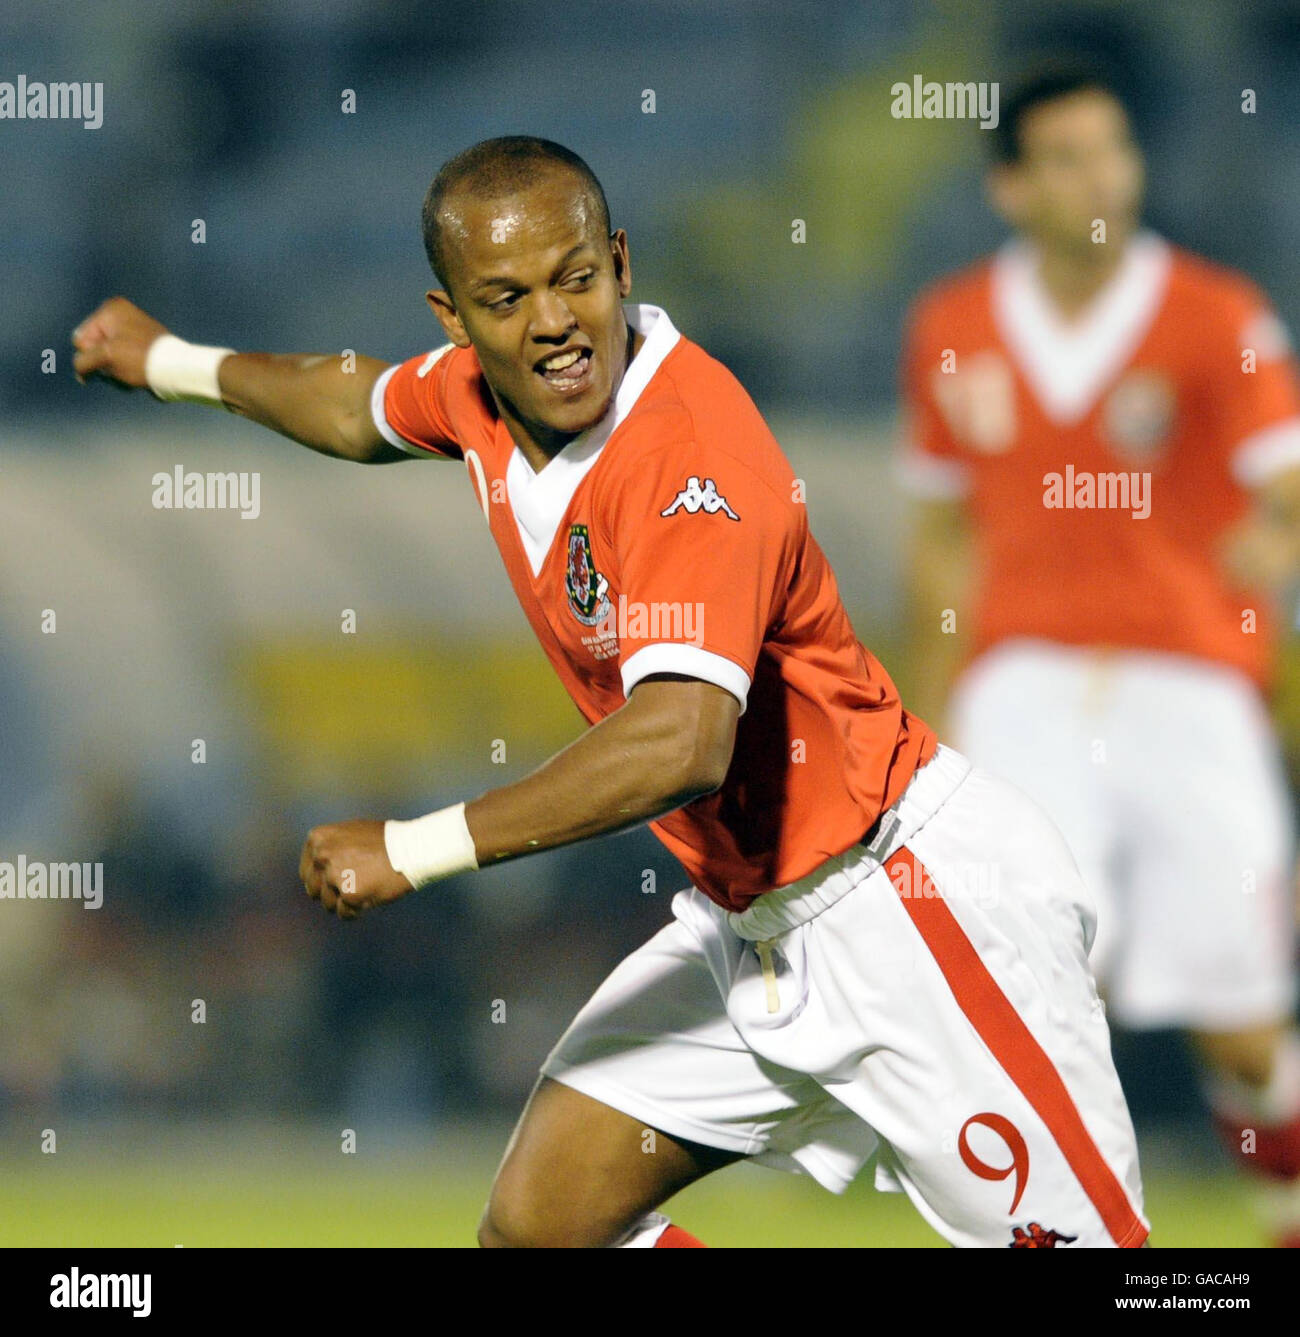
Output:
[509,303,680,576]
[992,230,1171,424]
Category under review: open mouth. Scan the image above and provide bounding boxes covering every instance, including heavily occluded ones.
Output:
[535,346,593,395]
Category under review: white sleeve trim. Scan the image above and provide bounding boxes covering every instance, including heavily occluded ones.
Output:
[895,448,971,500]
[371,364,422,455]
[1231,417,1300,488]
[621,644,752,714]
[370,356,458,458]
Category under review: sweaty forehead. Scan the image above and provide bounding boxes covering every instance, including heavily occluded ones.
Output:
[441,177,603,283]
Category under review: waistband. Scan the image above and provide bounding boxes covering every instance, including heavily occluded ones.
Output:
[725,743,973,942]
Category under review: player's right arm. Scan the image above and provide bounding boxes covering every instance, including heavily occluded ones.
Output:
[898,296,974,737]
[71,295,411,464]
[904,495,972,734]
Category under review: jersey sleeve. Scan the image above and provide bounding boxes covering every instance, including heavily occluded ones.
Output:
[602,442,798,714]
[370,344,465,460]
[896,296,972,500]
[1210,281,1300,488]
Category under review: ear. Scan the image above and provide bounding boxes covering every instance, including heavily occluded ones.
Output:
[426,289,471,348]
[610,229,633,299]
[985,163,1023,230]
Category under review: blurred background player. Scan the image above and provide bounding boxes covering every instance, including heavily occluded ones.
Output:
[900,66,1300,1245]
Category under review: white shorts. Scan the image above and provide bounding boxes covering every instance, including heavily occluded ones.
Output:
[541,745,1149,1248]
[951,639,1297,1031]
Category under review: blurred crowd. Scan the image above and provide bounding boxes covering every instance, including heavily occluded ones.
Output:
[3,0,1299,1131]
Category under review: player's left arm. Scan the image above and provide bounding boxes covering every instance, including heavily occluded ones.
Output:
[1214,283,1300,590]
[299,676,739,919]
[1222,463,1300,593]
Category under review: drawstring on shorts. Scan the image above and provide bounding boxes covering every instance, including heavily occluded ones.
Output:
[755,938,780,1013]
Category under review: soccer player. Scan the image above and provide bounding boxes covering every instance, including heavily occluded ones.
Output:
[74,136,1148,1248]
[900,69,1300,1244]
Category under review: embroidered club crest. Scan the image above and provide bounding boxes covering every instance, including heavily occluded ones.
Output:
[1103,370,1175,463]
[565,524,611,626]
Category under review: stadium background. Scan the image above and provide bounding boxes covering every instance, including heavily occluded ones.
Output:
[2,0,1298,1245]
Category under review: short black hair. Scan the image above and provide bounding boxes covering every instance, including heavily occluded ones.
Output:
[421,136,612,291]
[993,65,1127,163]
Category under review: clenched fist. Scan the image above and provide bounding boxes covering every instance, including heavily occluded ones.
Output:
[299,819,415,920]
[72,296,170,390]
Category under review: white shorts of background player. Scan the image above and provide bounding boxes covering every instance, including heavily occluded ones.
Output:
[951,638,1296,1032]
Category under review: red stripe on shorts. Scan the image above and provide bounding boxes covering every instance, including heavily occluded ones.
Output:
[885,846,1147,1248]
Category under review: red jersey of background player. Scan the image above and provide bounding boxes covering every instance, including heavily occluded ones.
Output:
[902,231,1300,688]
[374,302,936,910]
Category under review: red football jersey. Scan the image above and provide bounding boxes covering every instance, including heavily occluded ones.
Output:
[374,303,936,910]
[900,232,1300,687]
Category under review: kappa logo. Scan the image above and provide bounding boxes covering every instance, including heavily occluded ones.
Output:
[660,475,739,520]
[1008,1222,1078,1248]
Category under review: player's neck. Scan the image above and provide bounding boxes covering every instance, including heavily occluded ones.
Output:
[1032,240,1129,322]
[510,417,578,472]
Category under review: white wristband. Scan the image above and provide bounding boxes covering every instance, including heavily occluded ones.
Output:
[384,802,479,889]
[144,333,234,404]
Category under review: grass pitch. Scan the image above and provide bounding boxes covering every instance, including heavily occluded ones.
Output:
[0,1123,1266,1247]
